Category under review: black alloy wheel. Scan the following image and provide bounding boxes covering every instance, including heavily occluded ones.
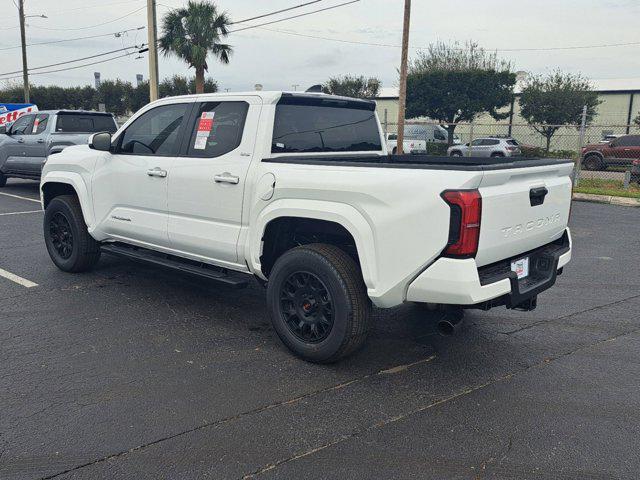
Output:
[279,271,334,343]
[49,211,74,259]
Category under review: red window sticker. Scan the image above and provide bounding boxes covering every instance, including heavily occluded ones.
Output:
[198,118,213,132]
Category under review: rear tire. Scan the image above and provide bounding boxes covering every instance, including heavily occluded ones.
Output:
[450,151,463,157]
[0,173,7,187]
[267,243,371,363]
[44,195,101,272]
[392,147,397,155]
[583,154,602,171]
[490,152,504,157]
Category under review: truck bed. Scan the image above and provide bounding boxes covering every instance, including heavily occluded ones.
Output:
[264,154,574,171]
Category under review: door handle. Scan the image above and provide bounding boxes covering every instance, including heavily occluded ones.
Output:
[214,172,240,184]
[37,139,45,144]
[17,138,24,143]
[146,167,167,178]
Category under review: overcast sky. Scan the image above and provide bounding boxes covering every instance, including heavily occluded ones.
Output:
[1,0,639,92]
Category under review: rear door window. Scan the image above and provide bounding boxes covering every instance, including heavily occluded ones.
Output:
[272,96,381,153]
[33,114,49,134]
[56,114,117,133]
[186,101,249,158]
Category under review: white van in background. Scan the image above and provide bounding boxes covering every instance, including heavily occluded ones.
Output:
[386,123,461,154]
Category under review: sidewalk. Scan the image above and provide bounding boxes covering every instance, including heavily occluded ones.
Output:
[573,192,640,207]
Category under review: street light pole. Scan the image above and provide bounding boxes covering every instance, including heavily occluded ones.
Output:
[18,0,29,103]
[147,0,160,101]
[395,0,411,155]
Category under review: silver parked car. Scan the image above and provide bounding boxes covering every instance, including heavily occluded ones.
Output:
[448,137,522,158]
[0,110,117,185]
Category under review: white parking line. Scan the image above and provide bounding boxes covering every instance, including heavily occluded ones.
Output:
[0,192,41,203]
[0,210,43,217]
[0,268,38,288]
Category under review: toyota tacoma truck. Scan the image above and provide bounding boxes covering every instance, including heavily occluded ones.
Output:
[40,92,573,363]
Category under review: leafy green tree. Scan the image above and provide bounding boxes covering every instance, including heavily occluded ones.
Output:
[634,113,640,128]
[129,76,218,113]
[519,71,601,151]
[93,80,133,116]
[129,80,151,112]
[188,76,217,94]
[322,75,381,98]
[159,1,232,94]
[406,41,516,145]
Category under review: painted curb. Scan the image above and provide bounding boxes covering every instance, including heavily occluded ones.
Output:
[573,192,640,207]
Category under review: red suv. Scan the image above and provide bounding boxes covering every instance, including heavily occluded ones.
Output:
[581,134,640,171]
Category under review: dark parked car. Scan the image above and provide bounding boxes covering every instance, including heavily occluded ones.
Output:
[0,110,117,186]
[581,134,640,171]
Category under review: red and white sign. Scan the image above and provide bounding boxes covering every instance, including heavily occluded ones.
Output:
[0,105,38,127]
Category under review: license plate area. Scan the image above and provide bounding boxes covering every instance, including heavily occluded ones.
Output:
[510,257,529,279]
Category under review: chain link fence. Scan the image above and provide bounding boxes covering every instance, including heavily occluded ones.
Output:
[382,119,640,196]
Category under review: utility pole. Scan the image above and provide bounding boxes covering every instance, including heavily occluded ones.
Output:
[147,0,160,101]
[18,0,29,103]
[395,0,411,155]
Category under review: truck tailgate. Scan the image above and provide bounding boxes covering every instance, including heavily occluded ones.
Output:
[475,161,573,267]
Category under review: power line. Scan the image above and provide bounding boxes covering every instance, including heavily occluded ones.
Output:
[0,51,141,81]
[52,0,145,14]
[0,27,145,52]
[255,27,640,52]
[0,44,146,77]
[28,6,146,31]
[229,0,360,33]
[230,0,323,25]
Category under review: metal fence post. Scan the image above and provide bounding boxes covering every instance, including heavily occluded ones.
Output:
[383,109,388,138]
[574,105,588,188]
[467,121,474,158]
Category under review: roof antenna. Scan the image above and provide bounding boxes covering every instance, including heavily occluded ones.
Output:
[305,84,323,93]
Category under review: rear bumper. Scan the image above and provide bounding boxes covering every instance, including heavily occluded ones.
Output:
[406,228,571,308]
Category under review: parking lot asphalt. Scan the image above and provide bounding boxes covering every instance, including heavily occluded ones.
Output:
[1,179,639,480]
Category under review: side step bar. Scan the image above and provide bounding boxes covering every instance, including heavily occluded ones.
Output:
[101,243,250,289]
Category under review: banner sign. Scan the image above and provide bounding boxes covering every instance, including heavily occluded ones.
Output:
[0,103,38,127]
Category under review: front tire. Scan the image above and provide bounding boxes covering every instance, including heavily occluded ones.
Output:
[450,151,463,157]
[0,173,7,187]
[44,195,101,272]
[267,244,371,363]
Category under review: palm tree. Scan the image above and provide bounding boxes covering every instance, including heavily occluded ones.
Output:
[159,1,232,94]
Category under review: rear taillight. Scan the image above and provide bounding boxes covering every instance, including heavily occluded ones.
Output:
[441,190,482,257]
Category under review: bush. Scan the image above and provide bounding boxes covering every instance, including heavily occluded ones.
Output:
[425,143,449,156]
[520,145,577,159]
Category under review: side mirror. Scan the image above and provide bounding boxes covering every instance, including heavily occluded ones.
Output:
[0,125,8,135]
[89,132,112,152]
[465,143,470,147]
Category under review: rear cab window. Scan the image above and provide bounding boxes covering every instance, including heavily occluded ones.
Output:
[272,94,381,154]
[507,140,519,146]
[55,113,117,133]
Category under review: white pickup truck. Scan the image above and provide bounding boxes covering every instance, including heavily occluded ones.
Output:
[40,91,573,363]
